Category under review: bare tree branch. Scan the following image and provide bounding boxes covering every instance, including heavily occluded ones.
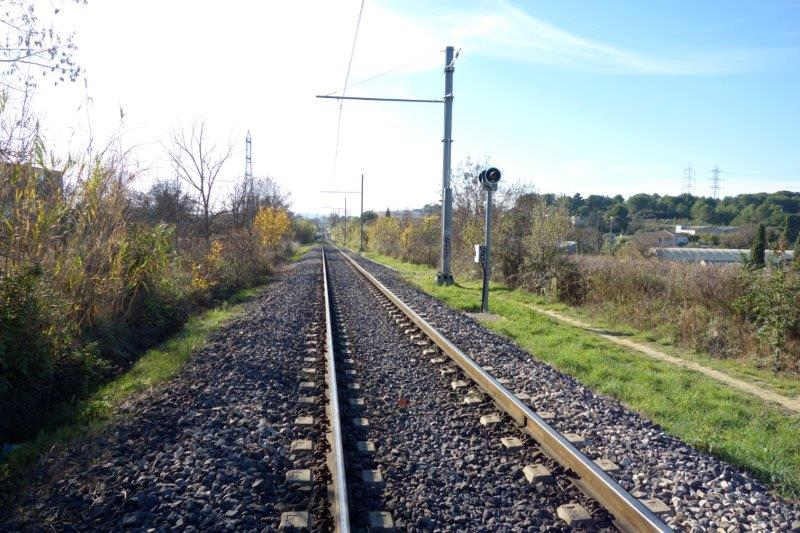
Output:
[166,121,231,245]
[0,0,85,88]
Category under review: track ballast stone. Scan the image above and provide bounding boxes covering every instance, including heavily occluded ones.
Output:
[326,250,614,532]
[348,250,800,532]
[1,252,333,532]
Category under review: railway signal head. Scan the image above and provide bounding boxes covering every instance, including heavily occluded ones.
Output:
[479,167,501,191]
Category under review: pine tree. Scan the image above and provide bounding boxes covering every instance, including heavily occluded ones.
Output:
[783,214,800,248]
[751,223,766,268]
[385,208,391,218]
[794,234,800,270]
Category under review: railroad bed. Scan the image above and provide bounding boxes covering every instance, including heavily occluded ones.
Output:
[3,246,800,532]
[325,247,629,531]
[342,248,800,533]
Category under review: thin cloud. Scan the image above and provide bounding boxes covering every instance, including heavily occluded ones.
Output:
[373,1,795,76]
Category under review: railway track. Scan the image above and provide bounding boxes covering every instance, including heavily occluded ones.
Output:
[303,246,672,532]
[5,247,796,531]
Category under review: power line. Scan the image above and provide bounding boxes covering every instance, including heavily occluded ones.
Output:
[320,49,443,97]
[332,0,366,181]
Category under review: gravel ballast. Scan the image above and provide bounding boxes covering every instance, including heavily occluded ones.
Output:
[326,249,613,531]
[346,250,800,532]
[2,252,333,532]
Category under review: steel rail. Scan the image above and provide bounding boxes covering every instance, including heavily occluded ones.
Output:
[321,248,351,532]
[336,248,671,533]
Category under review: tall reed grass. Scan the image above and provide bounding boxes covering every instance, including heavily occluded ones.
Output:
[0,146,293,441]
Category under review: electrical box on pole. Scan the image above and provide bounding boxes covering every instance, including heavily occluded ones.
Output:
[474,244,486,264]
[478,167,501,313]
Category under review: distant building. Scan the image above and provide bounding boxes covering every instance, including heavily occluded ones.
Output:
[652,247,794,265]
[570,215,587,227]
[0,162,64,210]
[559,240,577,254]
[675,224,738,236]
[634,230,688,248]
[396,203,439,220]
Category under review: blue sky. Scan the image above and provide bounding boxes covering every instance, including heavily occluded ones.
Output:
[366,0,800,201]
[35,1,800,214]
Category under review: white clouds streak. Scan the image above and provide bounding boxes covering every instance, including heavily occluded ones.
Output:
[374,0,793,76]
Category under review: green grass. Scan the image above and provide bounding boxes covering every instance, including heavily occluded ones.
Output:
[290,242,317,262]
[362,251,800,398]
[362,251,800,497]
[518,297,800,398]
[87,300,250,413]
[0,285,264,506]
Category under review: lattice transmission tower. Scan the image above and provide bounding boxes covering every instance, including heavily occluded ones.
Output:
[683,165,695,195]
[245,130,253,189]
[245,131,254,217]
[710,166,722,199]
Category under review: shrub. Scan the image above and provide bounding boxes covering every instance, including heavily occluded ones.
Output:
[720,224,757,248]
[510,200,585,303]
[794,235,800,271]
[734,269,800,371]
[293,218,317,244]
[0,269,107,441]
[400,215,439,267]
[573,255,790,363]
[0,151,291,441]
[254,206,290,249]
[369,216,403,257]
[750,224,766,268]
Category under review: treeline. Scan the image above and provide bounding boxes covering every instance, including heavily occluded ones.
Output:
[344,188,800,253]
[330,160,800,373]
[551,190,800,236]
[0,123,314,443]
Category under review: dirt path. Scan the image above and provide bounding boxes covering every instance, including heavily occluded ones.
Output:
[521,303,800,414]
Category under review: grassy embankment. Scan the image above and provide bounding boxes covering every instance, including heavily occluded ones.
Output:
[290,243,316,262]
[0,284,265,505]
[361,250,800,498]
[2,244,320,488]
[537,301,800,398]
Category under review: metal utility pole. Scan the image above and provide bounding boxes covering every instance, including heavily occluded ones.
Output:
[438,46,456,286]
[322,190,360,247]
[478,168,501,313]
[360,173,365,252]
[481,188,494,312]
[320,206,344,240]
[315,46,457,282]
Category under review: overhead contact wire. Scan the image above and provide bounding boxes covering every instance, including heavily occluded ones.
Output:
[332,0,366,182]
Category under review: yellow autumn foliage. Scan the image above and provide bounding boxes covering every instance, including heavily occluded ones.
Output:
[254,207,291,248]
